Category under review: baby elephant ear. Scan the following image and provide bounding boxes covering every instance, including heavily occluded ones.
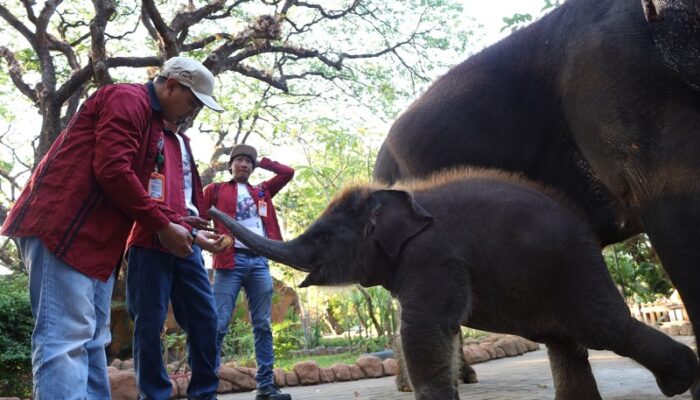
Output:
[368,190,433,259]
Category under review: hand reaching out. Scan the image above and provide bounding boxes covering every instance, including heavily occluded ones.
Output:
[180,215,215,232]
[194,230,229,253]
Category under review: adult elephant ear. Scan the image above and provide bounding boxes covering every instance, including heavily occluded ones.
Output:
[367,189,433,259]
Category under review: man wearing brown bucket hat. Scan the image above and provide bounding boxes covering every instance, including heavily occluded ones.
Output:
[203,144,294,400]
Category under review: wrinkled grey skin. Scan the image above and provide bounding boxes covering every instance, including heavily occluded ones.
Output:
[209,169,698,400]
[373,0,700,397]
[393,321,477,393]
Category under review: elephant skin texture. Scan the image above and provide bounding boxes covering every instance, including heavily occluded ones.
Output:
[209,168,699,400]
[372,0,700,397]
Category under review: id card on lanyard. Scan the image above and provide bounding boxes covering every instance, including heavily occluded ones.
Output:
[150,137,166,202]
[258,189,268,217]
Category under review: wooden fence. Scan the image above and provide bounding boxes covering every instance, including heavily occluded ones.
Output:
[629,299,689,325]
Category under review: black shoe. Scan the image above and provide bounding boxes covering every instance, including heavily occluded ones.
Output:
[188,395,217,400]
[255,385,292,400]
[189,395,217,400]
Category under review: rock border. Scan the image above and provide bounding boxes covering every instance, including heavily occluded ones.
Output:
[108,335,540,399]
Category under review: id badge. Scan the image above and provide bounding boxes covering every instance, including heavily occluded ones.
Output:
[258,200,268,217]
[149,172,165,202]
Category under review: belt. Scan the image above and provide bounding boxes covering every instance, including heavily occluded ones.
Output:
[234,248,259,257]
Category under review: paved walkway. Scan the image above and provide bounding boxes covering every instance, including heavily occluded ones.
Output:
[221,337,695,400]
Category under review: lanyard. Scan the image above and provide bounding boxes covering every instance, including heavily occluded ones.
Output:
[154,137,165,173]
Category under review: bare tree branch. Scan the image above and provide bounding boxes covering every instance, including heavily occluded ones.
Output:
[90,0,116,86]
[55,56,162,105]
[171,0,225,32]
[0,46,38,103]
[0,3,36,44]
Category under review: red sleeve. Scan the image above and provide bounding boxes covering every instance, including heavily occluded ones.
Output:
[92,86,170,232]
[202,183,217,220]
[258,157,294,197]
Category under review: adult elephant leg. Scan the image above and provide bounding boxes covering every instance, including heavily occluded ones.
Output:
[393,333,413,392]
[545,338,601,400]
[642,194,700,399]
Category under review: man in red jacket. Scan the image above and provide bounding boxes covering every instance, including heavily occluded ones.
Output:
[203,144,294,400]
[126,117,226,400]
[1,56,223,399]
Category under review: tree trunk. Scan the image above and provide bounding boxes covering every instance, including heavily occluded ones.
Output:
[357,286,383,336]
[325,305,344,335]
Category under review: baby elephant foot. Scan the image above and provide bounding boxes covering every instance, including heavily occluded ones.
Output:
[688,370,700,400]
[654,345,698,396]
[396,372,413,392]
[461,363,478,384]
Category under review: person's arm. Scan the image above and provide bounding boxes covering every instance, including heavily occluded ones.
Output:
[92,87,170,231]
[92,87,192,255]
[258,157,295,196]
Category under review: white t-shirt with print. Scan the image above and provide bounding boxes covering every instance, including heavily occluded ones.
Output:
[234,182,265,248]
[175,133,198,216]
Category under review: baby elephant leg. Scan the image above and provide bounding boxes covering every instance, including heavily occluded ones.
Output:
[545,338,602,400]
[394,331,476,393]
[604,318,697,396]
[401,318,461,400]
[457,331,478,384]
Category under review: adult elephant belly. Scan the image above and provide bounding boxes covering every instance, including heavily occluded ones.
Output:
[374,101,641,246]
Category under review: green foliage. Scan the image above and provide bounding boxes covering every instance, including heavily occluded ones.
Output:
[603,234,673,303]
[272,319,305,359]
[0,274,33,397]
[221,319,256,366]
[501,13,533,32]
[161,331,188,373]
[461,328,489,340]
[275,351,365,371]
[501,0,562,32]
[277,124,377,237]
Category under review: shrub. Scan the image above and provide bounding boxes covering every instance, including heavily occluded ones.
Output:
[221,319,255,365]
[0,273,33,397]
[272,319,305,359]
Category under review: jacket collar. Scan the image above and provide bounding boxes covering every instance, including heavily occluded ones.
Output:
[146,81,163,112]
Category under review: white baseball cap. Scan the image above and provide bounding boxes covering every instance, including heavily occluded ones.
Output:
[161,57,224,112]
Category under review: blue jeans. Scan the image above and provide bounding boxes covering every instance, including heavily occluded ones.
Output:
[214,253,275,388]
[126,245,218,400]
[18,236,114,400]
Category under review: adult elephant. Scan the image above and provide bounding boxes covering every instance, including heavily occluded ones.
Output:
[374,0,700,396]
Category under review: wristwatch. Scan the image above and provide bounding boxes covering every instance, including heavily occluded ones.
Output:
[190,228,199,240]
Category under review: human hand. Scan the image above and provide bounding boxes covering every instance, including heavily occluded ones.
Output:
[157,222,193,257]
[180,215,215,232]
[194,230,228,253]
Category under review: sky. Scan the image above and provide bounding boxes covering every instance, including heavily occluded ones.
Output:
[463,0,550,45]
[0,0,552,274]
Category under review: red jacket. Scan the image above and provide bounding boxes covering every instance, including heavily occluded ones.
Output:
[1,82,179,281]
[127,128,204,251]
[203,157,294,269]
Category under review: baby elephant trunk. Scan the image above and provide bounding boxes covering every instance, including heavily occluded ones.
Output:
[207,206,312,272]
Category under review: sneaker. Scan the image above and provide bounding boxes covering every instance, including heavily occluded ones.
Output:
[255,385,292,400]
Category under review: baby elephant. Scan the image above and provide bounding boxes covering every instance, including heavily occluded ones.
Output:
[209,168,698,400]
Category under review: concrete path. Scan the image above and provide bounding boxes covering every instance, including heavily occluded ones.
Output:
[221,337,695,400]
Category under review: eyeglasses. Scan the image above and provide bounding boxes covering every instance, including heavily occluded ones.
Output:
[179,83,204,112]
